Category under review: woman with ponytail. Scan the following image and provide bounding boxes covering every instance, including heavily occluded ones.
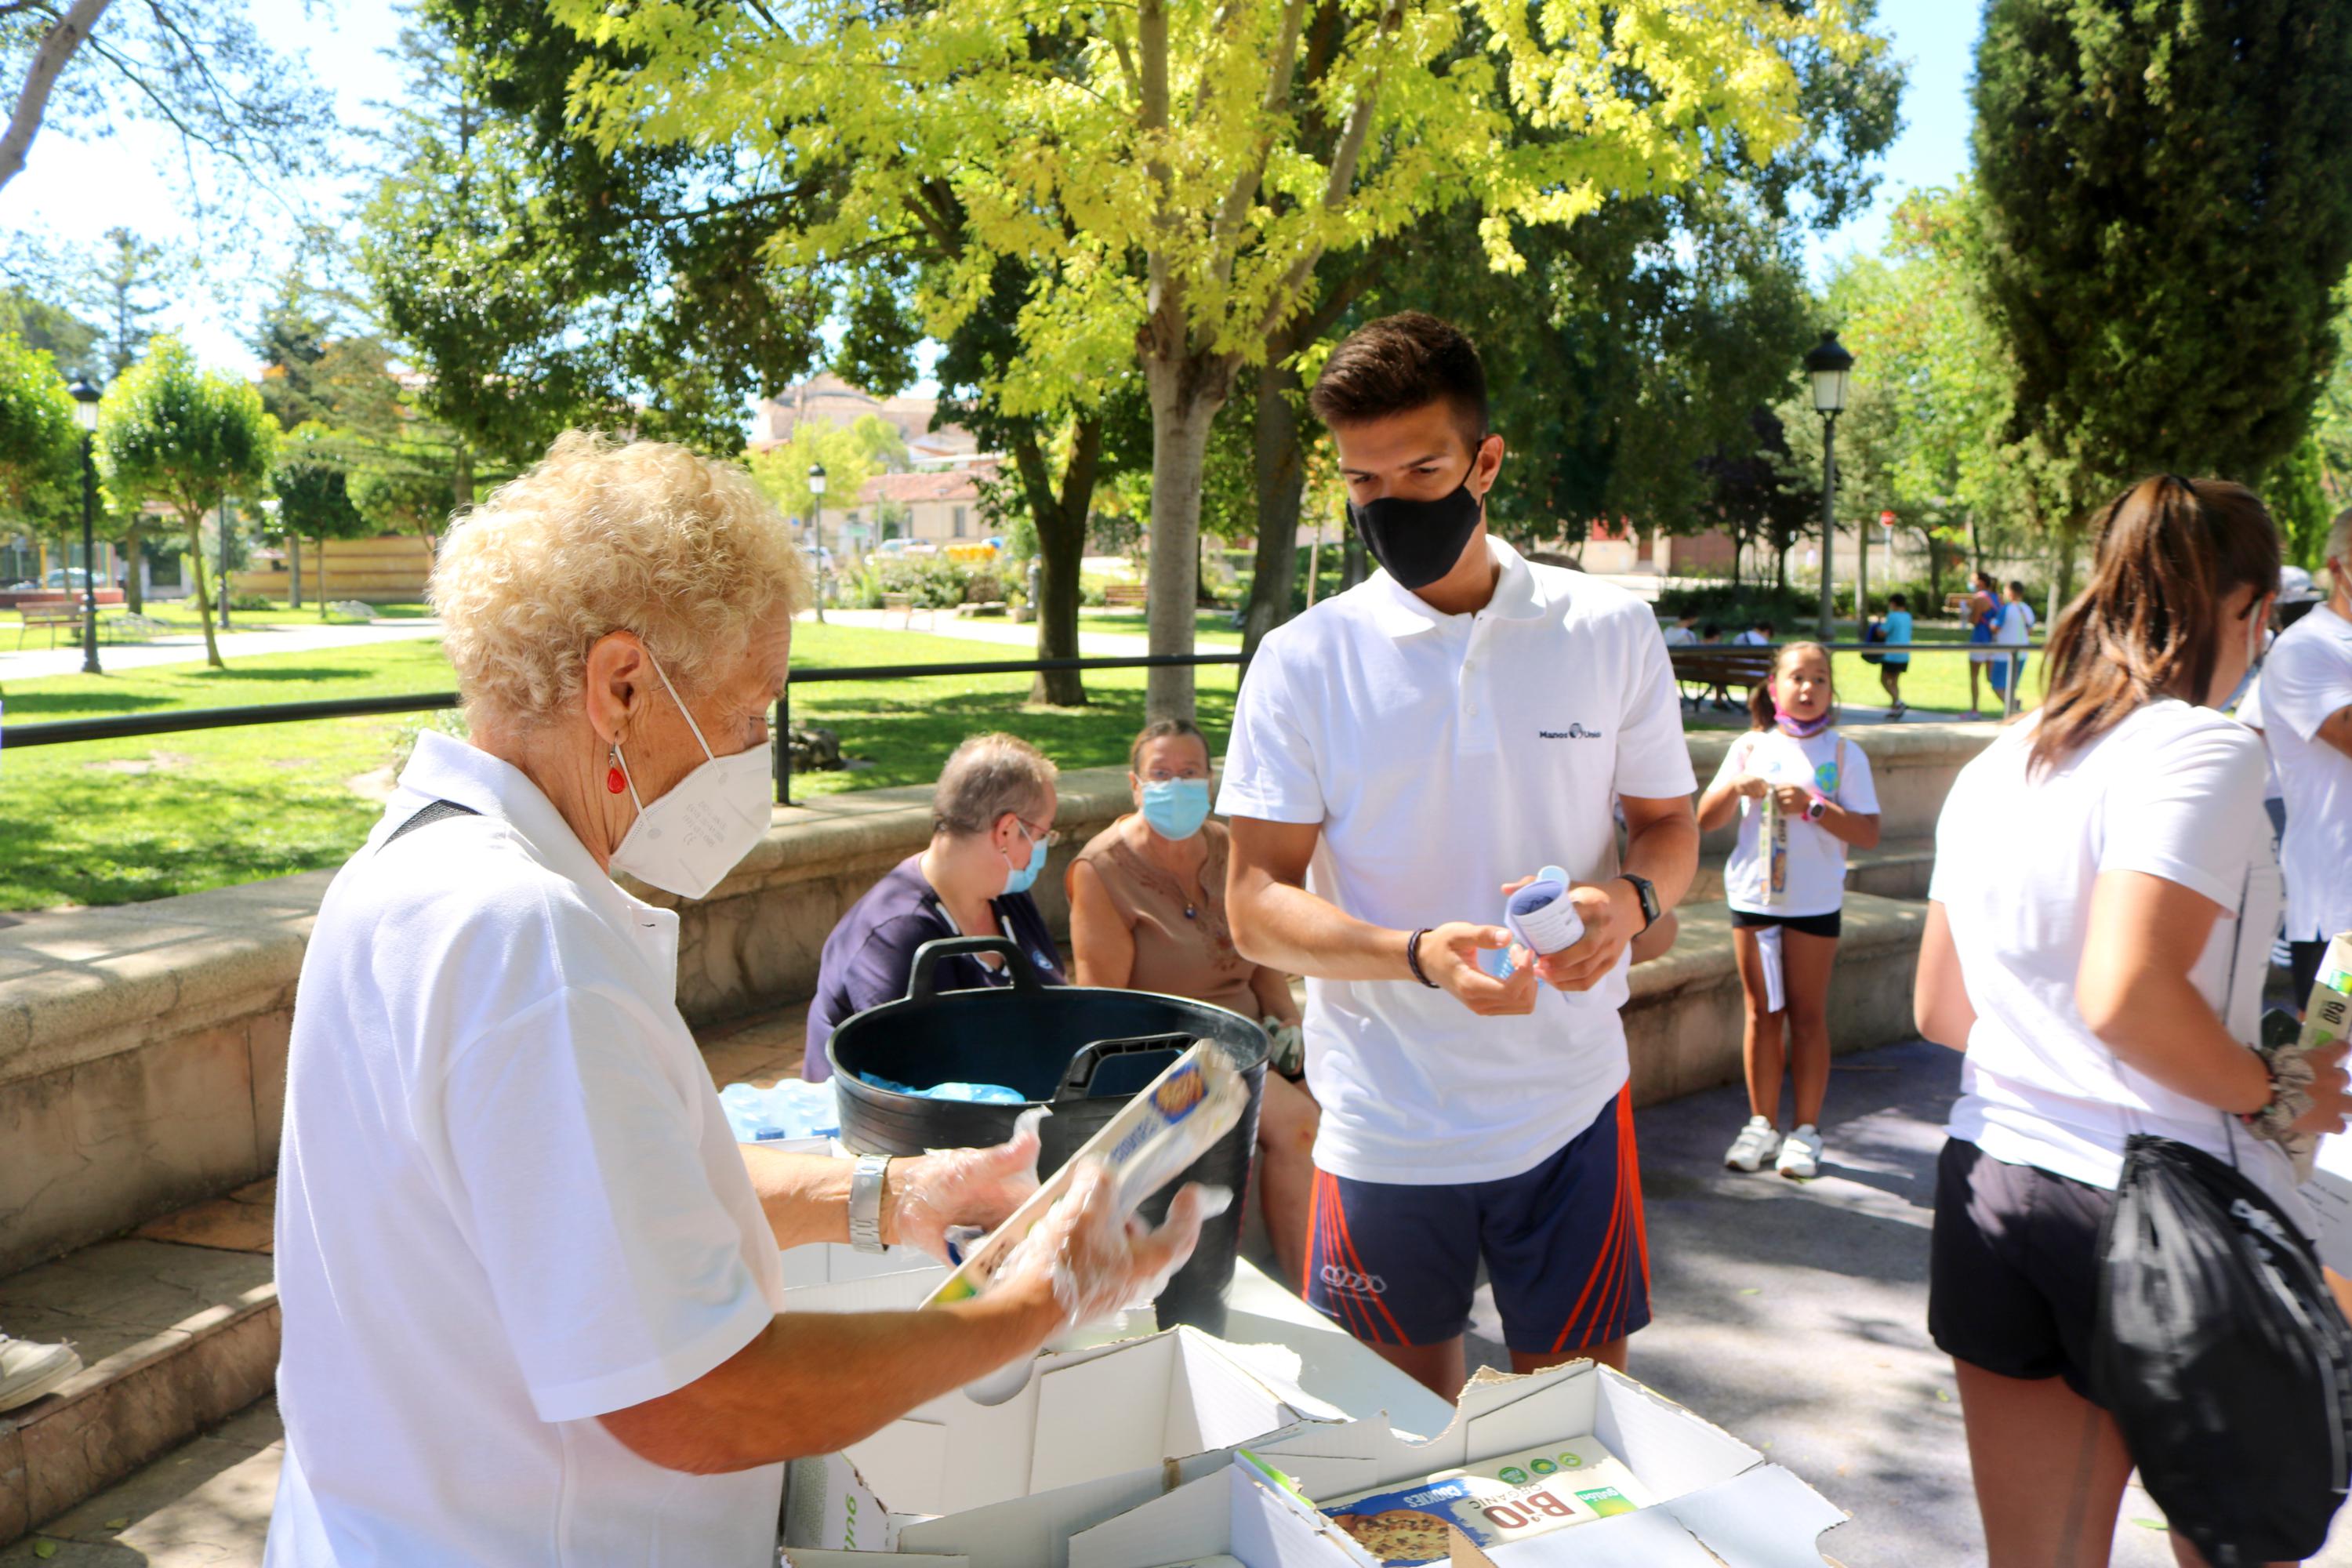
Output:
[1697,642,1881,1178]
[1915,475,2352,1566]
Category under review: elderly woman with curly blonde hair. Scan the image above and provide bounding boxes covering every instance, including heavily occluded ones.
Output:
[265,434,1211,1568]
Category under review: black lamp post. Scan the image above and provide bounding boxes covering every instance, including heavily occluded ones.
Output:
[67,376,102,675]
[807,460,828,626]
[1802,330,1853,642]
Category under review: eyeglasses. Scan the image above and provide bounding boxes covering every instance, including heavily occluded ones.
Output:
[1013,818,1065,848]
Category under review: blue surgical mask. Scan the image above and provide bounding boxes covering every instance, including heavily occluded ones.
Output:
[1001,826,1049,897]
[1139,778,1212,841]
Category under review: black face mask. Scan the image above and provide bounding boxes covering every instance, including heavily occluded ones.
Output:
[1347,455,1486,591]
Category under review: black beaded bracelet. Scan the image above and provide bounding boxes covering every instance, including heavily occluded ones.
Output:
[1406,927,1440,989]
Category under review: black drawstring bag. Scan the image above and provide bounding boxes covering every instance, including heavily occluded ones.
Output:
[2092,1134,2352,1566]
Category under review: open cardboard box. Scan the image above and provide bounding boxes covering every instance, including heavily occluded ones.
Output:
[780,1327,1346,1566]
[1141,1361,1850,1568]
[1067,1461,1378,1567]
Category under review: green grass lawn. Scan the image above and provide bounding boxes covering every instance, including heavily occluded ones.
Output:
[0,622,1233,910]
[1076,609,1243,647]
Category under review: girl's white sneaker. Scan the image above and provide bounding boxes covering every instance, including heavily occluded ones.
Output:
[1725,1116,1782,1173]
[1777,1123,1824,1180]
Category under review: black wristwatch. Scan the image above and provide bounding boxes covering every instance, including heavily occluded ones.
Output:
[1617,873,1661,934]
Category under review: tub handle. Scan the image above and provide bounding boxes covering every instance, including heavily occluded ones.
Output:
[1054,1034,1200,1101]
[906,935,1047,1002]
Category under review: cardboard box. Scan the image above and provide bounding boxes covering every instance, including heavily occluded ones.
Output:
[1220,1363,1847,1568]
[1066,1463,1379,1568]
[2295,934,2352,1272]
[779,1327,1345,1566]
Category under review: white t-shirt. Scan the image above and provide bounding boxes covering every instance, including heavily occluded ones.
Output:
[1996,601,2032,646]
[267,731,788,1568]
[1217,539,1697,1185]
[2263,604,2352,942]
[2235,674,2285,805]
[1733,629,1772,647]
[1931,704,2304,1225]
[1661,622,1698,647]
[1710,728,1880,917]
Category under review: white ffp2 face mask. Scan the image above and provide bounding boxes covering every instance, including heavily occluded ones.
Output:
[608,654,773,900]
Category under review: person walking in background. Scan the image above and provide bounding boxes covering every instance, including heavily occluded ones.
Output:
[1914,474,2350,1567]
[1697,643,1881,1179]
[804,734,1067,1080]
[1222,312,1700,1399]
[1965,570,2000,716]
[1069,718,1320,1287]
[2262,509,2352,1008]
[1878,593,1913,719]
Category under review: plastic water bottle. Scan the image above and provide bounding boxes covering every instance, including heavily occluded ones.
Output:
[717,1079,842,1143]
[1479,865,1584,978]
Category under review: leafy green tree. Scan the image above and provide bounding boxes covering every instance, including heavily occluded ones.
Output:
[91,229,177,379]
[561,0,1894,721]
[2,2,332,207]
[0,332,78,546]
[95,337,277,668]
[0,286,99,381]
[270,422,373,614]
[746,416,910,538]
[1972,0,2352,592]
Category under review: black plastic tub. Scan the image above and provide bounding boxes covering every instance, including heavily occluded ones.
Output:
[828,936,1268,1335]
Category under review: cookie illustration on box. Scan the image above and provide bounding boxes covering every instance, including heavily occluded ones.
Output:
[1330,1509,1455,1563]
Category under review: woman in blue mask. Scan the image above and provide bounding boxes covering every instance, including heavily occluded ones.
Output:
[1069,720,1318,1283]
[805,733,1068,1080]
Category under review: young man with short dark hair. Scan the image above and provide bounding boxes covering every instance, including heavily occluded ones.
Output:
[1220,312,1700,1397]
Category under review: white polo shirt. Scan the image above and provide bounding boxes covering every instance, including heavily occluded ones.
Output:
[2263,604,2352,943]
[267,731,787,1568]
[1218,539,1697,1185]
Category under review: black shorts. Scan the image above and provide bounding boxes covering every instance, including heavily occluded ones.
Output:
[1928,1138,2111,1403]
[2292,939,2331,1011]
[1730,908,1842,939]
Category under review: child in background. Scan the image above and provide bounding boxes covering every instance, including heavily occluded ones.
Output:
[1697,642,1883,1178]
[1878,593,1913,719]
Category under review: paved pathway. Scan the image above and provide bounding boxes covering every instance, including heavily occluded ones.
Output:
[18,1036,2352,1564]
[0,622,445,684]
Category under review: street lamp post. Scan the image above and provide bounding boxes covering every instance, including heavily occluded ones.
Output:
[807,461,828,626]
[67,377,103,675]
[1802,330,1854,643]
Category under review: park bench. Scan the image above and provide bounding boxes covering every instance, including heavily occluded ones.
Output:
[15,602,83,648]
[1102,583,1146,610]
[1668,644,1778,711]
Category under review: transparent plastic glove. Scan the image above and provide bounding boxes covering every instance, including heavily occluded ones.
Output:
[993,1159,1230,1331]
[887,1107,1048,1262]
[1264,1018,1305,1077]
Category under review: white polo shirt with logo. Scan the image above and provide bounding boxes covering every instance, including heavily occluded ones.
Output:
[2264,603,2352,943]
[1218,539,1697,1186]
[267,731,788,1567]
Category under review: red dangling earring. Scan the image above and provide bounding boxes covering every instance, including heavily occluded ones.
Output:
[606,744,627,795]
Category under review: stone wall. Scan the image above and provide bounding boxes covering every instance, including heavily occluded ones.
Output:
[0,722,1994,1276]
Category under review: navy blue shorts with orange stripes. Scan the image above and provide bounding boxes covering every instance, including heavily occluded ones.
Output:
[1303,1087,1650,1356]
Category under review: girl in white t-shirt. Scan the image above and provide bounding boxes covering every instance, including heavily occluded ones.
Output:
[1697,642,1881,1180]
[1915,474,2352,1568]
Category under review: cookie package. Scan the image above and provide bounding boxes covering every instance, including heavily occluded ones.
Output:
[1317,1436,1653,1565]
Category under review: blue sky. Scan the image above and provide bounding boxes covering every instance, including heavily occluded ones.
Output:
[8,0,1983,381]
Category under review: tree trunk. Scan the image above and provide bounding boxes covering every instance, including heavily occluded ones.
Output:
[453,440,474,516]
[288,534,302,609]
[1775,537,1790,593]
[184,513,223,669]
[1016,416,1103,707]
[1142,354,1231,723]
[120,519,144,614]
[1241,352,1308,662]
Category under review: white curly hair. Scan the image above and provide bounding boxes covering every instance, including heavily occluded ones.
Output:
[431,431,811,725]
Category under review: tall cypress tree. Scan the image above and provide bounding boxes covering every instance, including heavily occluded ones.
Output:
[1972,1,2352,550]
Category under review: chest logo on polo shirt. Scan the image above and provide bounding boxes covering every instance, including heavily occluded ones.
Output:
[1538,724,1605,740]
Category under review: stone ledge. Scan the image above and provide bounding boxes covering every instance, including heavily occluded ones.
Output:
[1686,837,1936,906]
[0,1240,279,1543]
[1626,892,1928,1110]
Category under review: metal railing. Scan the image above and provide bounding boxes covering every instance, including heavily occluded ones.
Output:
[0,641,2031,800]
